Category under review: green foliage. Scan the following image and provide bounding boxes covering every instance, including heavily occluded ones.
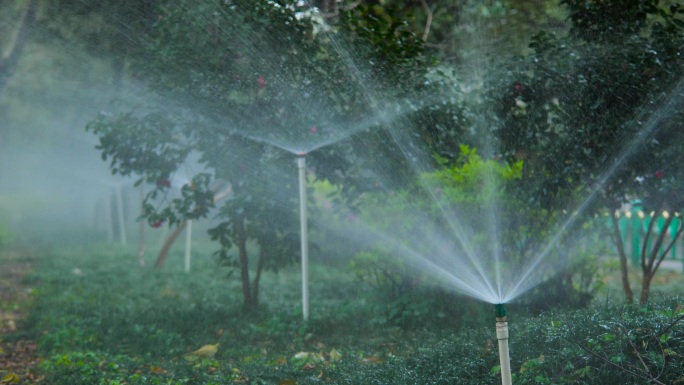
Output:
[86,0,427,307]
[479,0,684,302]
[18,245,684,384]
[427,144,523,209]
[493,0,684,214]
[349,247,417,297]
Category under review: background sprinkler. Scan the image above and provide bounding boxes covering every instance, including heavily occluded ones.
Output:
[296,153,309,320]
[495,303,512,385]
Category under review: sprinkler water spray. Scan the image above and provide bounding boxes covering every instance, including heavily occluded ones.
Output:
[296,153,310,320]
[495,303,512,385]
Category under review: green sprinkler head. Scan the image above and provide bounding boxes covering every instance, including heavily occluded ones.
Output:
[495,303,507,318]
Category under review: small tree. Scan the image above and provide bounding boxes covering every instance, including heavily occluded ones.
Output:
[88,0,426,308]
[489,0,684,302]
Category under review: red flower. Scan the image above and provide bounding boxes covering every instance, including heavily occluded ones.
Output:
[157,178,171,188]
[514,83,524,94]
[258,76,266,89]
[310,126,318,134]
[655,170,664,179]
[151,219,164,228]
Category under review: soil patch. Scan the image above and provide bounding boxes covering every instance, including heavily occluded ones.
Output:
[0,249,42,383]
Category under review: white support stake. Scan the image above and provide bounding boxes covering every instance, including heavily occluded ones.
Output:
[116,185,127,246]
[297,156,310,321]
[184,219,193,272]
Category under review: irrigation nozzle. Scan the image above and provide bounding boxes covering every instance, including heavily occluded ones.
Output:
[495,303,512,385]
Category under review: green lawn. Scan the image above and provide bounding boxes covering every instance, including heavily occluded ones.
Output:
[3,244,684,384]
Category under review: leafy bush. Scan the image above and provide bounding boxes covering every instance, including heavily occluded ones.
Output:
[349,247,419,297]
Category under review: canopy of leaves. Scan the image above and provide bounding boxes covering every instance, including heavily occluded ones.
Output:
[87,0,429,301]
[488,0,684,215]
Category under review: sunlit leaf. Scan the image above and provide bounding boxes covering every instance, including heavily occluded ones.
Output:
[185,343,219,359]
[1,373,20,384]
[660,333,670,343]
[329,348,342,361]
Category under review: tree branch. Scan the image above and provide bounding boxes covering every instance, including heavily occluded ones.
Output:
[610,213,633,301]
[640,209,659,271]
[653,220,684,273]
[0,0,37,93]
[645,214,673,273]
[565,317,667,385]
[420,0,433,42]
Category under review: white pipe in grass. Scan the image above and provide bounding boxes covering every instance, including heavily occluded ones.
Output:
[115,185,127,246]
[106,194,114,242]
[184,219,192,272]
[297,156,310,321]
[138,185,146,267]
[495,304,512,385]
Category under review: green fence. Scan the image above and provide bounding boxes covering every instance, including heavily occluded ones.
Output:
[613,202,683,272]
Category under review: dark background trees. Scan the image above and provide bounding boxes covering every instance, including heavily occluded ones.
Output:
[486,0,684,302]
[2,0,683,306]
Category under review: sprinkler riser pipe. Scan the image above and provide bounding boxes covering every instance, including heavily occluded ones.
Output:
[297,156,310,321]
[495,303,512,385]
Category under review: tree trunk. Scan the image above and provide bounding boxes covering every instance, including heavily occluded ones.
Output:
[639,214,682,303]
[152,186,233,268]
[251,246,266,308]
[234,214,254,308]
[640,273,653,303]
[0,0,37,93]
[610,213,634,302]
[154,221,188,268]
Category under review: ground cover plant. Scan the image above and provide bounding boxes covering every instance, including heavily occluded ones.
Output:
[3,244,684,384]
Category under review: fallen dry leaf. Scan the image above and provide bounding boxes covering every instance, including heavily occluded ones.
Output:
[301,362,316,371]
[1,373,20,384]
[363,356,383,364]
[149,366,167,374]
[185,344,219,359]
[329,348,342,362]
[277,380,297,385]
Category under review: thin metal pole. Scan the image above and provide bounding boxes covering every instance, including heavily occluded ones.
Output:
[297,156,310,321]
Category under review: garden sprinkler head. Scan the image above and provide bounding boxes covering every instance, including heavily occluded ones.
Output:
[495,303,507,319]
